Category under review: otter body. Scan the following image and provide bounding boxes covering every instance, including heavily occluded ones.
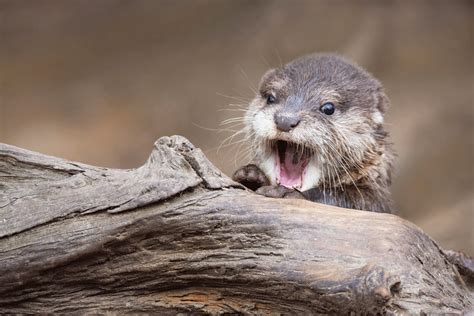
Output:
[232,54,395,213]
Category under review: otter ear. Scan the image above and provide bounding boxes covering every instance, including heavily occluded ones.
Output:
[259,68,278,88]
[374,90,390,113]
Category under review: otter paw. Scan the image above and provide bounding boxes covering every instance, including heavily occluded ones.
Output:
[232,164,270,191]
[256,185,306,199]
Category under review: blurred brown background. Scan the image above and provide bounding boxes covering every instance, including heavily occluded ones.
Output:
[1,1,472,254]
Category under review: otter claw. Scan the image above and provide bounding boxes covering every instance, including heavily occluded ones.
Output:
[256,185,306,199]
[232,164,270,191]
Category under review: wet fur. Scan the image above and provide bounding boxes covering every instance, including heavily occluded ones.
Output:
[233,53,395,213]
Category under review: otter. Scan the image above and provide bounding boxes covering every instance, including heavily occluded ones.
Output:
[232,54,395,213]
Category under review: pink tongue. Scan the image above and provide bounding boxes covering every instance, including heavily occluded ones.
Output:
[279,149,307,189]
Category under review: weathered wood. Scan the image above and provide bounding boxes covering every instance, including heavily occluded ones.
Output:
[0,136,472,314]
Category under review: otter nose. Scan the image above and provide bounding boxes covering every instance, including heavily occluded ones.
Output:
[274,112,301,132]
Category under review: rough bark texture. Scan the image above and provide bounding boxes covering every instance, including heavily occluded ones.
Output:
[0,135,472,314]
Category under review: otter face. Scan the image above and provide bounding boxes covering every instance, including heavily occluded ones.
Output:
[244,54,389,191]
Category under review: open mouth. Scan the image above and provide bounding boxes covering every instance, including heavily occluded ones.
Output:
[274,140,312,189]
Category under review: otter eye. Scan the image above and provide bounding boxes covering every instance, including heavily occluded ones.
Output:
[320,102,335,115]
[266,94,276,105]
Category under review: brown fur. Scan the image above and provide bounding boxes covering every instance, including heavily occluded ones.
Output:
[232,53,395,213]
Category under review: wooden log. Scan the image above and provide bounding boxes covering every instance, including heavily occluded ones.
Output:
[0,135,472,314]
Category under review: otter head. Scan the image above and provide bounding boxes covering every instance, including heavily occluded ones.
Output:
[244,54,390,191]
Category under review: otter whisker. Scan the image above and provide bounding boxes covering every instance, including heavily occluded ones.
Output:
[239,68,258,95]
[216,92,251,103]
[220,117,247,125]
[192,123,241,133]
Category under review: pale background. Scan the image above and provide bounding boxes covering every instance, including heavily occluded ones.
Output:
[1,1,472,255]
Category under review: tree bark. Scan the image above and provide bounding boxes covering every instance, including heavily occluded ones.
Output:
[0,135,472,314]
